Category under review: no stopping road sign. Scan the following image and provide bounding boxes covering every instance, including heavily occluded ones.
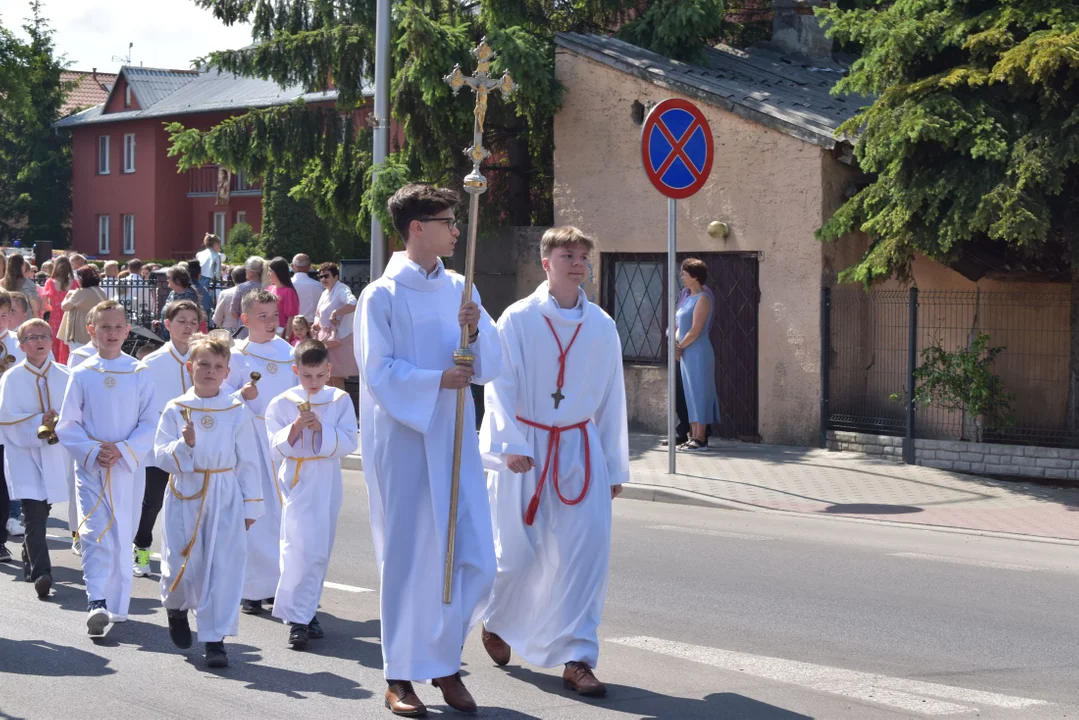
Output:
[641,98,714,199]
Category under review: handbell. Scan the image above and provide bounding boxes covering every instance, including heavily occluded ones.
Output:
[37,415,59,445]
[1,355,16,371]
[297,400,311,413]
[250,371,262,384]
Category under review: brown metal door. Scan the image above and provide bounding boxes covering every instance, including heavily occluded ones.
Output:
[685,252,760,441]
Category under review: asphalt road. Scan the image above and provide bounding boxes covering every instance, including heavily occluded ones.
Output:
[0,470,1076,719]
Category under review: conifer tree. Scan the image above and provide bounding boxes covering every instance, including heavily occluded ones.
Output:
[816,1,1079,425]
[168,1,727,243]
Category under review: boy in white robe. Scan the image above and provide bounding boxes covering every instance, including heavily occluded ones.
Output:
[0,319,72,597]
[265,339,358,649]
[223,289,295,615]
[154,334,264,668]
[133,299,200,577]
[479,227,629,697]
[57,300,157,637]
[356,184,501,717]
[0,290,26,564]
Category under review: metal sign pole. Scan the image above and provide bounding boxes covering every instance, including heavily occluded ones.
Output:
[668,197,677,475]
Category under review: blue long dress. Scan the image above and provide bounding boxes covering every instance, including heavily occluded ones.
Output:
[676,292,721,425]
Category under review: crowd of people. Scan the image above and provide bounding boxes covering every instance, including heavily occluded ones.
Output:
[0,184,634,717]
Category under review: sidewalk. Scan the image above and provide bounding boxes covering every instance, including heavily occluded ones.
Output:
[628,434,1079,541]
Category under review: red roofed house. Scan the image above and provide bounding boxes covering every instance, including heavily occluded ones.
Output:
[59,69,117,117]
[56,66,372,263]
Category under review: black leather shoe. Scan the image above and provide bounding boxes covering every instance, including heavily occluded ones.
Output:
[167,609,193,649]
[34,573,52,599]
[205,641,228,668]
[307,616,324,639]
[288,623,308,649]
[240,598,263,615]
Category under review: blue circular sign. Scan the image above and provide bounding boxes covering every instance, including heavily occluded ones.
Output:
[641,99,714,199]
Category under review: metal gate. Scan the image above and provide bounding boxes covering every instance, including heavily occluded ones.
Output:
[602,251,760,440]
[701,253,760,440]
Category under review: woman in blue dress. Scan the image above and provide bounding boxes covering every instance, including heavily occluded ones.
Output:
[675,258,720,450]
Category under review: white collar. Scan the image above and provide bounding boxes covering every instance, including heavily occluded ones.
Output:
[384,251,450,292]
[530,282,589,326]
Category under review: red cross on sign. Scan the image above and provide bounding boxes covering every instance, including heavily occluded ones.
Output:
[641,99,714,199]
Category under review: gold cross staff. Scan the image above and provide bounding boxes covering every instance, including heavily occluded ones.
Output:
[440,39,515,605]
[444,38,516,181]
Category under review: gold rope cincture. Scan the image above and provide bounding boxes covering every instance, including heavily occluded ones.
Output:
[76,468,115,544]
[168,467,231,592]
[290,457,328,490]
[170,347,190,393]
[77,432,134,544]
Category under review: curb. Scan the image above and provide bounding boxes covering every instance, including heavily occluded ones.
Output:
[619,483,747,510]
[341,456,1078,546]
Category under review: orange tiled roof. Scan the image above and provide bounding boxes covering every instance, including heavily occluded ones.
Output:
[60,70,117,117]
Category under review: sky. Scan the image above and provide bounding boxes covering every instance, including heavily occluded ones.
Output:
[2,0,254,73]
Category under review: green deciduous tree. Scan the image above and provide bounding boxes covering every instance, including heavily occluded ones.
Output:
[816,0,1079,428]
[167,0,728,248]
[0,2,72,246]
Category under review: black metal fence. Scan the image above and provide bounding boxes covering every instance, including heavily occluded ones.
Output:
[822,286,1075,454]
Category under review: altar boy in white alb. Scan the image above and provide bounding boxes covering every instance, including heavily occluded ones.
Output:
[133,299,200,578]
[57,300,157,637]
[224,289,295,615]
[265,339,357,650]
[0,319,72,599]
[479,226,629,697]
[154,335,264,668]
[357,184,501,717]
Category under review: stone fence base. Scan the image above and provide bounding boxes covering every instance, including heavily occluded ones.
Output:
[827,430,1079,481]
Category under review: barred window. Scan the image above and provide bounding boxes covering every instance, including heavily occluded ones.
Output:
[602,253,667,364]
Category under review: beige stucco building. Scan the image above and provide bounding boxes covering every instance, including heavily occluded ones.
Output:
[552,32,868,446]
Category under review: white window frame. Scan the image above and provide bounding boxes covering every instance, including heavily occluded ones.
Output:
[98,136,110,175]
[213,212,226,241]
[123,133,135,173]
[235,210,247,226]
[122,214,135,255]
[98,215,110,254]
[125,85,132,107]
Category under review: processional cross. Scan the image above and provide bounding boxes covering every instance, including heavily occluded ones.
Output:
[441,39,516,605]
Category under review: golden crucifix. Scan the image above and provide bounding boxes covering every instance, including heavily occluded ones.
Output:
[441,38,515,605]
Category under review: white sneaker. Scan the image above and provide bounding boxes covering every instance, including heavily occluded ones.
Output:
[86,603,109,636]
[71,535,82,557]
[6,518,24,537]
[132,547,151,577]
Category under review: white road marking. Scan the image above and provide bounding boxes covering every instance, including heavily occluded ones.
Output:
[889,552,1042,573]
[645,525,775,540]
[608,636,1047,716]
[323,581,374,594]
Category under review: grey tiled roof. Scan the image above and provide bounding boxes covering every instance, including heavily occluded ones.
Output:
[555,33,868,150]
[55,66,370,128]
[123,67,200,108]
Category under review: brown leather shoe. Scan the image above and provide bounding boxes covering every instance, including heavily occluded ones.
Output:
[563,661,607,697]
[481,625,511,666]
[432,672,477,714]
[385,681,427,717]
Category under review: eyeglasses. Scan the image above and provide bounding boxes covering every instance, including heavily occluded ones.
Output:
[21,334,50,343]
[318,274,333,280]
[418,217,458,230]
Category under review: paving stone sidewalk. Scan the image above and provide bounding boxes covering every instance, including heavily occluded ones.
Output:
[628,434,1079,541]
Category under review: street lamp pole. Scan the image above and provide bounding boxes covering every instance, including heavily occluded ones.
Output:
[369,0,391,279]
